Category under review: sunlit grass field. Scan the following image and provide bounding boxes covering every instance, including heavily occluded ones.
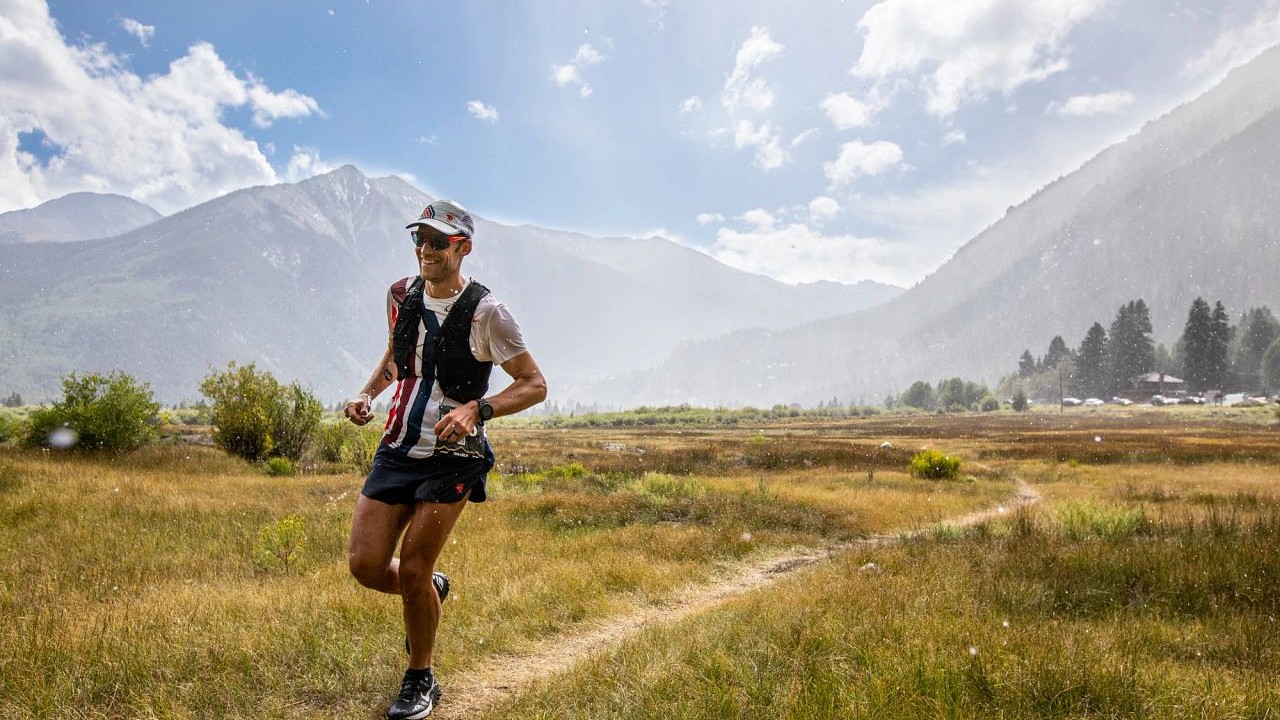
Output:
[1,406,1277,718]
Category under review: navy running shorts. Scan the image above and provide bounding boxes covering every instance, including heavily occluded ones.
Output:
[361,444,493,505]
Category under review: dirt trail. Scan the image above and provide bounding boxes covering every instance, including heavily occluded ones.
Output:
[433,479,1039,719]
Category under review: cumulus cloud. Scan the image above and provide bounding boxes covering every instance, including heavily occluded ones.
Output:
[709,220,916,285]
[552,43,605,98]
[820,92,876,130]
[467,100,500,122]
[284,146,335,182]
[696,212,725,225]
[739,208,776,229]
[0,0,321,214]
[733,119,789,169]
[823,140,904,187]
[1052,90,1134,117]
[808,196,840,221]
[118,17,154,47]
[852,0,1105,116]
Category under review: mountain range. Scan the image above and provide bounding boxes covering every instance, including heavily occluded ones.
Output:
[0,192,160,245]
[5,44,1278,409]
[584,44,1280,407]
[0,171,899,404]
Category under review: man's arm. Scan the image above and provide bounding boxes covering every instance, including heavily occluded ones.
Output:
[344,343,397,426]
[433,351,547,439]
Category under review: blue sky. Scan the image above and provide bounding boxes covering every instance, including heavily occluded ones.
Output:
[3,0,1279,286]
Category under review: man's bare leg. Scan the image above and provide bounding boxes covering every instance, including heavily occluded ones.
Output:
[399,496,469,669]
[348,494,415,593]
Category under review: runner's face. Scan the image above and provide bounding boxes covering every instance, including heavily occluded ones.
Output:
[416,230,469,283]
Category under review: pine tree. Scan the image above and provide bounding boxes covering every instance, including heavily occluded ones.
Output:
[1181,298,1231,392]
[1074,323,1108,398]
[1018,350,1035,378]
[1181,297,1214,391]
[1231,307,1279,391]
[1044,335,1069,368]
[1107,300,1154,394]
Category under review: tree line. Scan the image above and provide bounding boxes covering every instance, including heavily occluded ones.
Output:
[1010,298,1280,400]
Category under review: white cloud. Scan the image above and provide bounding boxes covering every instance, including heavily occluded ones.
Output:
[284,146,335,182]
[467,100,499,122]
[1185,0,1280,80]
[942,129,967,146]
[739,208,776,229]
[118,17,154,47]
[722,27,784,114]
[733,119,789,169]
[0,1,321,214]
[809,196,840,221]
[709,221,916,285]
[820,92,875,130]
[852,0,1105,116]
[823,140,904,187]
[417,134,438,145]
[791,128,820,146]
[678,96,702,115]
[1052,90,1134,117]
[696,212,725,225]
[553,43,605,98]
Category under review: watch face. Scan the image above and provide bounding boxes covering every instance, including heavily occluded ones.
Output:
[479,400,494,421]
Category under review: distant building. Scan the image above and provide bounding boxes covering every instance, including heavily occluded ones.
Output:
[1126,372,1185,401]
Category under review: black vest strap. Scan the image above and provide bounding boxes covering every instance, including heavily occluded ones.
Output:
[391,278,494,404]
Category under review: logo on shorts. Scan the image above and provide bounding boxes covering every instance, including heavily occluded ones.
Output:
[455,483,464,494]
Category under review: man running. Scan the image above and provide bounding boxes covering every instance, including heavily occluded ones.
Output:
[343,199,546,719]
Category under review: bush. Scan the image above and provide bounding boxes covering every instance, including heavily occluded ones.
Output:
[1012,387,1029,412]
[265,457,296,476]
[908,449,961,480]
[313,422,357,463]
[0,409,27,444]
[252,515,306,574]
[342,423,384,475]
[980,394,1000,412]
[200,362,321,463]
[24,371,159,452]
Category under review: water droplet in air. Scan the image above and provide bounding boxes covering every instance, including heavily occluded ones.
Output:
[48,427,77,449]
[740,532,752,542]
[969,646,978,656]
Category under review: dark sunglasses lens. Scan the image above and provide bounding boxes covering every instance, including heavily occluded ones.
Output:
[411,229,455,250]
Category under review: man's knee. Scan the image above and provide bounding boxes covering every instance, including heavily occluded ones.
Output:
[348,548,388,588]
[397,554,434,593]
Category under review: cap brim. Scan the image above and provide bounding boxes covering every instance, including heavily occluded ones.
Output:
[405,218,470,238]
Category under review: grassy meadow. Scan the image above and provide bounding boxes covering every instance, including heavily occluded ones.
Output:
[1,405,1278,718]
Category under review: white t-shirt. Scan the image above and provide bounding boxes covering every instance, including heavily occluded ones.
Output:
[381,278,527,458]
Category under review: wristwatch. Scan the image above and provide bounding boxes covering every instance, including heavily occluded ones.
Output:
[475,397,494,422]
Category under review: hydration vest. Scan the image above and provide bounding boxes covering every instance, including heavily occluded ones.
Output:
[391,277,493,403]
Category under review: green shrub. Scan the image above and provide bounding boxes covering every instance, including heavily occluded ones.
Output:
[313,422,357,463]
[24,371,159,452]
[908,449,961,480]
[1053,500,1146,541]
[265,457,296,477]
[0,409,27,444]
[980,394,1000,412]
[200,362,322,463]
[252,515,306,574]
[341,422,384,475]
[1012,387,1029,412]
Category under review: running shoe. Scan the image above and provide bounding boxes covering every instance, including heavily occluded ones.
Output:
[386,668,441,720]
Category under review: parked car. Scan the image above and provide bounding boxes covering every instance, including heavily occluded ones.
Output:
[1182,396,1206,405]
[1151,395,1180,406]
[1083,398,1105,406]
[1111,397,1133,406]
[1061,397,1083,407]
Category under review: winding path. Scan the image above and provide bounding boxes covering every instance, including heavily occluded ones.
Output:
[433,478,1040,719]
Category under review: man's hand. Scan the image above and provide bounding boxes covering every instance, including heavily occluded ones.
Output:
[434,402,479,443]
[344,393,375,426]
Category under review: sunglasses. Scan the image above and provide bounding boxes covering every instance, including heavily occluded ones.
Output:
[410,227,466,250]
